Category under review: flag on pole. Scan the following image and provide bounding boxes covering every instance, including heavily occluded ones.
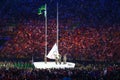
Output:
[38,4,46,17]
[46,43,59,59]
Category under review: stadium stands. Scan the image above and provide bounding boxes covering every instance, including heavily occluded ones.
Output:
[0,63,119,80]
[0,0,120,79]
[0,19,120,62]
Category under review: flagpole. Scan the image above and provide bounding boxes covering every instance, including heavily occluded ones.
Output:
[32,56,34,64]
[57,3,59,48]
[44,4,47,63]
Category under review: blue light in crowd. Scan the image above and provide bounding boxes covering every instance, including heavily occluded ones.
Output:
[0,46,3,49]
[4,37,11,40]
[0,37,11,40]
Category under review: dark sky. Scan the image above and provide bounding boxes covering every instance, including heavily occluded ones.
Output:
[0,0,120,27]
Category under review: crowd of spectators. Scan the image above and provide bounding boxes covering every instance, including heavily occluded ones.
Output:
[0,63,119,80]
[0,19,120,62]
[0,0,120,62]
[0,1,120,79]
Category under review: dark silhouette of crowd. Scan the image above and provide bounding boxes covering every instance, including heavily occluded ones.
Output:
[0,63,119,80]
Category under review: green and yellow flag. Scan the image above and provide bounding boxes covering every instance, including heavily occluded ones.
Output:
[38,4,46,17]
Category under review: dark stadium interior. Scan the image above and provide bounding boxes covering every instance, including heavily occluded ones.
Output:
[0,0,120,80]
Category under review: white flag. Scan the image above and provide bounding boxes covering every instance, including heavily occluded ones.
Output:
[46,43,59,59]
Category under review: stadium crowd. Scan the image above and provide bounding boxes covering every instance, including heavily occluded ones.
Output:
[0,63,119,80]
[0,0,120,62]
[0,19,120,62]
[0,0,120,80]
